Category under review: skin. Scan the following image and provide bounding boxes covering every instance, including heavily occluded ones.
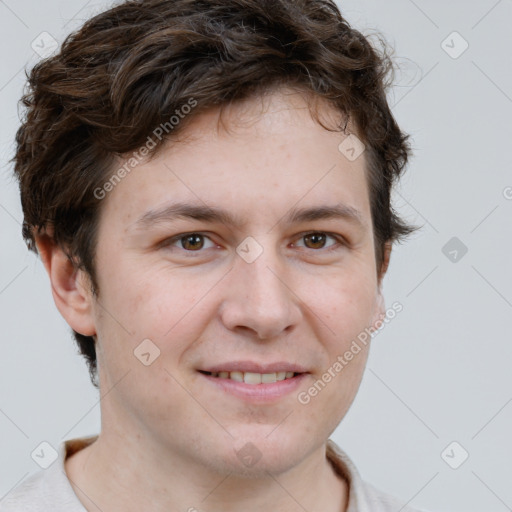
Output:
[37,88,391,512]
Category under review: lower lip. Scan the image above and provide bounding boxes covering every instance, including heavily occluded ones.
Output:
[199,372,308,402]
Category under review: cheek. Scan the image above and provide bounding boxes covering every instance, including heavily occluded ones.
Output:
[99,263,224,366]
[314,269,377,343]
[304,266,375,407]
[297,342,370,441]
[97,259,194,331]
[308,336,370,427]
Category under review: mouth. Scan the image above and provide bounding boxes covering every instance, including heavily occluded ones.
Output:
[198,370,300,384]
[197,363,308,402]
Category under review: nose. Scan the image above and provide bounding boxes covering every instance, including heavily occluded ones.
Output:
[219,244,302,340]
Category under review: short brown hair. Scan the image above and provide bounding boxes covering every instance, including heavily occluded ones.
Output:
[13,0,417,387]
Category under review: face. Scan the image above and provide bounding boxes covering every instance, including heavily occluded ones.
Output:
[84,89,386,475]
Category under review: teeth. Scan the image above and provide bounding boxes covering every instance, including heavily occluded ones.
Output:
[208,370,298,384]
[244,372,262,384]
[230,371,244,382]
[261,373,277,383]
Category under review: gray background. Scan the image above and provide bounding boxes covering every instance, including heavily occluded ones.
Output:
[1,1,511,511]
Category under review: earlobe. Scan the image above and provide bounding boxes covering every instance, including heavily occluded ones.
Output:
[370,242,391,331]
[371,242,392,330]
[35,233,96,337]
[371,291,386,331]
[378,242,392,283]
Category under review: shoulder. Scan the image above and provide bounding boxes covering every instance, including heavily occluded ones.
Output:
[0,464,78,512]
[326,439,431,512]
[0,437,97,512]
[362,482,429,512]
[0,470,47,512]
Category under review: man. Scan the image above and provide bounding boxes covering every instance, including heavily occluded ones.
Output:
[3,0,425,510]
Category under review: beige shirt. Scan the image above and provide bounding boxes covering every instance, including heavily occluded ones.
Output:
[0,436,428,511]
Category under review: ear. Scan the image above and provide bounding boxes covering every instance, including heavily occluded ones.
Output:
[378,241,392,286]
[370,292,386,332]
[35,233,96,337]
[370,241,392,330]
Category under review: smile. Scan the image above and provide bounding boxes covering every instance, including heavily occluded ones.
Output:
[200,371,299,384]
[198,365,308,402]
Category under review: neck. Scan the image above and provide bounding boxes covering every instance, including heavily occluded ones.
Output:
[64,432,348,512]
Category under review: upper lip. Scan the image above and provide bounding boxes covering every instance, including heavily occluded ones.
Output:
[199,361,309,374]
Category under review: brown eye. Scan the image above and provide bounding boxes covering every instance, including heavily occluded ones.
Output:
[162,232,216,254]
[303,233,327,249]
[180,234,205,250]
[293,232,341,252]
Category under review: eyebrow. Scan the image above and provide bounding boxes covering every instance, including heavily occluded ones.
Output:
[131,202,367,232]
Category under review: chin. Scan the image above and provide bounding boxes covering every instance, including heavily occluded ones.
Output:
[215,429,315,477]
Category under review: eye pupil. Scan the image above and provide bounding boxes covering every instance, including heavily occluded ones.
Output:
[304,233,326,249]
[182,234,203,250]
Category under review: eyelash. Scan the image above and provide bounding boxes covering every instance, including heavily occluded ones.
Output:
[161,231,346,256]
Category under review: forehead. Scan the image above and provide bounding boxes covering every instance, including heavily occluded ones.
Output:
[170,87,354,144]
[100,89,372,232]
